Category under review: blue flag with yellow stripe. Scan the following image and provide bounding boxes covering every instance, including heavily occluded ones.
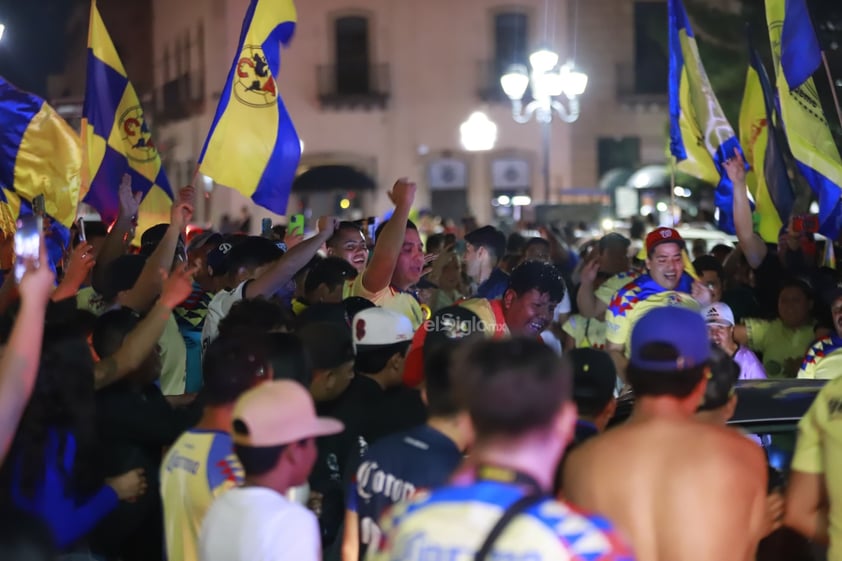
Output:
[82,0,173,236]
[198,0,300,216]
[668,0,746,234]
[738,36,796,243]
[766,0,842,239]
[0,76,81,230]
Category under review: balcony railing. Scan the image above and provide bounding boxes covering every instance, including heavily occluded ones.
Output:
[154,72,205,124]
[616,62,668,106]
[317,63,390,110]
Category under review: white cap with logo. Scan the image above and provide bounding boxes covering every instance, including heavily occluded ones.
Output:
[352,308,414,351]
[702,302,735,327]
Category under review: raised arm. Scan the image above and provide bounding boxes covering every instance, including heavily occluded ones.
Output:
[52,242,96,302]
[361,179,415,293]
[120,193,193,313]
[577,257,607,319]
[725,149,767,269]
[94,263,196,390]
[245,216,339,299]
[92,174,141,294]
[0,238,55,464]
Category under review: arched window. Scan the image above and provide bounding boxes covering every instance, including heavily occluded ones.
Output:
[335,16,370,95]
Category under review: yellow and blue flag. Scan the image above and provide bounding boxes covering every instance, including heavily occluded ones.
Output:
[198,0,300,216]
[0,76,82,230]
[738,36,796,243]
[82,0,173,236]
[766,0,842,239]
[668,0,746,234]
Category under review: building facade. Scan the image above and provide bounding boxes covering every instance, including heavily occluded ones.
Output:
[59,0,672,230]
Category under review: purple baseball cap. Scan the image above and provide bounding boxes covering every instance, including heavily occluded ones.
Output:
[630,307,710,371]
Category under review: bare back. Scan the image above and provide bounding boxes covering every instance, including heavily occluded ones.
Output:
[562,417,767,561]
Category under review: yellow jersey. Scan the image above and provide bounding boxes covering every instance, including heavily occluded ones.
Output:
[348,274,425,330]
[744,318,816,378]
[160,429,244,561]
[605,273,699,355]
[799,335,842,380]
[791,376,842,560]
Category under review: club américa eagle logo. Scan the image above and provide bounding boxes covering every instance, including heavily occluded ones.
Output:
[233,45,277,108]
[118,106,157,164]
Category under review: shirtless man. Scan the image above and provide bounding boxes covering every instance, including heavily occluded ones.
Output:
[563,306,769,561]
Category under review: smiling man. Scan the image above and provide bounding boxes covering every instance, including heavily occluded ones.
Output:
[605,227,712,380]
[457,261,566,338]
[798,285,842,380]
[326,222,369,274]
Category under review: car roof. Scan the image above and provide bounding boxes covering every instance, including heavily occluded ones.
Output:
[611,379,826,427]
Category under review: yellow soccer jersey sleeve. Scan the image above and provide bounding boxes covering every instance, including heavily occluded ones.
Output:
[595,272,639,305]
[349,273,425,329]
[799,338,842,380]
[744,318,772,352]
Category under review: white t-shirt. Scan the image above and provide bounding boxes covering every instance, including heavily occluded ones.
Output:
[201,281,248,352]
[540,280,572,356]
[199,487,321,561]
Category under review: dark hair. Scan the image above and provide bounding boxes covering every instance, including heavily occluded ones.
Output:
[304,257,358,295]
[355,341,411,374]
[524,237,550,250]
[779,277,814,301]
[265,332,313,386]
[226,243,283,275]
[508,261,566,302]
[423,342,463,417]
[327,222,365,247]
[294,254,323,284]
[693,255,724,281]
[626,342,708,398]
[233,442,286,476]
[92,308,141,358]
[426,233,445,254]
[6,328,98,499]
[72,220,107,247]
[452,338,571,438]
[374,219,417,244]
[202,334,271,406]
[217,297,291,338]
[698,346,740,412]
[710,244,733,258]
[0,507,56,561]
[506,233,526,254]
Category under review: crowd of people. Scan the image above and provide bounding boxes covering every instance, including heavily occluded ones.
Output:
[1,155,842,561]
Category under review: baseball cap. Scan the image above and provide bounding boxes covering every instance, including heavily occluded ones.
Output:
[630,307,710,372]
[352,308,414,351]
[207,235,247,277]
[464,226,506,260]
[232,380,344,447]
[645,227,686,255]
[297,321,355,370]
[599,232,631,251]
[187,231,223,254]
[569,348,617,414]
[403,306,487,388]
[702,303,735,327]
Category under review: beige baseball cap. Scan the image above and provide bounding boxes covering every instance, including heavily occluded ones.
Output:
[232,380,344,447]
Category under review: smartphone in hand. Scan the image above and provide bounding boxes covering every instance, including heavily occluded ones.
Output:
[289,214,305,237]
[14,215,42,283]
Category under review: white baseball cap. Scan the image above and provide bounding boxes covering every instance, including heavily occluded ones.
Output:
[352,308,414,351]
[702,302,735,327]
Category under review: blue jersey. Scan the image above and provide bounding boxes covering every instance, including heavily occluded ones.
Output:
[369,480,634,561]
[349,425,462,558]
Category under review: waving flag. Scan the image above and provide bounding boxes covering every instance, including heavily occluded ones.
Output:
[198,0,300,216]
[82,0,173,237]
[668,0,746,234]
[766,0,842,240]
[0,77,81,229]
[738,36,796,243]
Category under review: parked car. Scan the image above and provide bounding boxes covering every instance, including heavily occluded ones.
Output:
[610,379,827,561]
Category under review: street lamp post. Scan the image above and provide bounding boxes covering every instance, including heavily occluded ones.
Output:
[501,49,588,203]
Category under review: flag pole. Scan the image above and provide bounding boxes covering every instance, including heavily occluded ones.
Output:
[669,156,677,227]
[821,51,842,131]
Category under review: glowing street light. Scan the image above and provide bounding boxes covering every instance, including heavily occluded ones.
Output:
[0,24,6,43]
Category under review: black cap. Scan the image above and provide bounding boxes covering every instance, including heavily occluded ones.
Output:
[297,322,355,370]
[187,231,223,254]
[568,348,617,417]
[139,224,185,258]
[424,306,485,361]
[599,232,631,251]
[344,297,377,322]
[464,226,506,261]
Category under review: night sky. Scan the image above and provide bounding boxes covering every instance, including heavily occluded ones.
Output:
[0,0,80,97]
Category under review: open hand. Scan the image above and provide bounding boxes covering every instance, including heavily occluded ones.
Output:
[723,147,747,186]
[691,280,713,307]
[118,174,142,220]
[63,242,96,286]
[388,178,416,209]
